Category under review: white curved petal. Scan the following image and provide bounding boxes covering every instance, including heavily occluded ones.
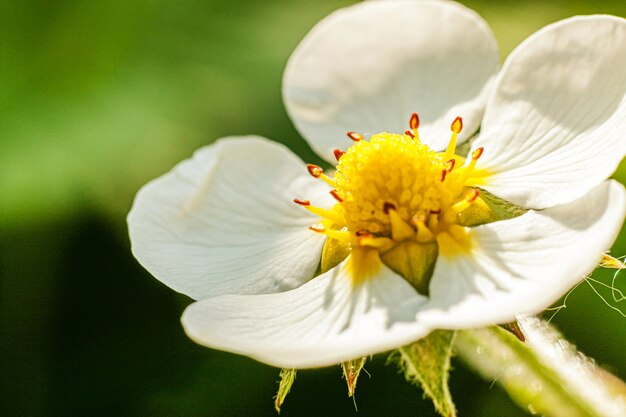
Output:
[474,16,626,209]
[418,180,626,329]
[128,136,333,300]
[283,0,499,162]
[182,255,429,368]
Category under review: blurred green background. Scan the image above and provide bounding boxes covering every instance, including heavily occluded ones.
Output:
[2,0,625,415]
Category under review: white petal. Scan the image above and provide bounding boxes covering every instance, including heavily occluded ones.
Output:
[128,136,333,300]
[418,180,626,329]
[474,16,626,209]
[283,0,499,162]
[182,255,429,368]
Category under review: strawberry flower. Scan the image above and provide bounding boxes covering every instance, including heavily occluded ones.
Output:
[128,0,626,368]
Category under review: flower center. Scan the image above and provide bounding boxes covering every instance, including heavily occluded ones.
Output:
[295,113,488,291]
[335,132,452,235]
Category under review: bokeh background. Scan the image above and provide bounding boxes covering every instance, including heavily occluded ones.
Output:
[2,0,626,415]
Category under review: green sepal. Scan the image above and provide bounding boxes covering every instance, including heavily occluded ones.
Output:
[500,321,526,342]
[341,356,368,397]
[457,188,527,227]
[274,368,297,414]
[392,330,457,417]
[380,241,438,296]
[320,237,350,273]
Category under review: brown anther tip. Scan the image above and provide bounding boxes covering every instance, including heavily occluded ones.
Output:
[329,189,344,202]
[333,148,345,161]
[306,163,323,178]
[309,225,326,233]
[466,189,480,203]
[293,198,310,206]
[451,116,463,134]
[409,112,420,130]
[347,131,363,142]
[383,202,396,214]
[355,230,371,237]
[440,169,448,182]
[472,146,484,160]
[430,209,441,215]
[404,130,415,139]
[445,159,456,172]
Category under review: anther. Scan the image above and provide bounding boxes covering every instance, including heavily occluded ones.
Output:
[410,112,420,130]
[472,147,484,161]
[347,131,363,142]
[293,199,310,206]
[330,190,344,202]
[307,164,323,178]
[440,169,448,182]
[306,163,336,187]
[445,159,456,172]
[309,224,325,233]
[451,117,463,134]
[409,112,420,141]
[333,148,345,161]
[383,202,397,214]
[404,130,415,139]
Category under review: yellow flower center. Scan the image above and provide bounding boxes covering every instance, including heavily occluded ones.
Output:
[335,133,453,235]
[295,113,490,291]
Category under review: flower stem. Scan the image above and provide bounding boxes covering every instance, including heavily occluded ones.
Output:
[455,316,626,417]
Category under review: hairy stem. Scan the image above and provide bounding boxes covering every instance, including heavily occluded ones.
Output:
[455,316,626,417]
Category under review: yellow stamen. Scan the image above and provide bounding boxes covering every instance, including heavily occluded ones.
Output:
[295,199,345,225]
[452,189,480,213]
[456,147,484,185]
[387,207,416,241]
[412,214,435,243]
[444,116,463,161]
[309,224,356,244]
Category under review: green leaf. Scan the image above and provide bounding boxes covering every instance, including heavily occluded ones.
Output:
[392,330,456,417]
[274,368,297,414]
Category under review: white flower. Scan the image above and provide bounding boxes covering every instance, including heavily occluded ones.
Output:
[128,0,626,368]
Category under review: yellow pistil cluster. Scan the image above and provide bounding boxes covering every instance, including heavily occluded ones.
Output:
[295,113,487,291]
